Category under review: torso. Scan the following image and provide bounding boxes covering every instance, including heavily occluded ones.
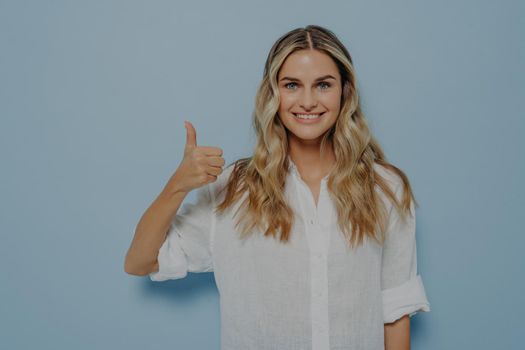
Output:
[211,163,388,349]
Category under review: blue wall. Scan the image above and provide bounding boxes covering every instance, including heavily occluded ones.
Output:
[1,0,523,349]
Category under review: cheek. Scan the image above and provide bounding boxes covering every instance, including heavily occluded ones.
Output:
[279,94,295,111]
[323,92,341,110]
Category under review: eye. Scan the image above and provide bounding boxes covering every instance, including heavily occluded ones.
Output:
[318,82,331,89]
[284,82,298,89]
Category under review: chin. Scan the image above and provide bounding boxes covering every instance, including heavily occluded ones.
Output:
[287,129,329,142]
[284,121,335,140]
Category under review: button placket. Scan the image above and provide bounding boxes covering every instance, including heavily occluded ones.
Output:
[289,164,330,349]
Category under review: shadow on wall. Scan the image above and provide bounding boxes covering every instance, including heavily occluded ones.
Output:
[141,271,218,302]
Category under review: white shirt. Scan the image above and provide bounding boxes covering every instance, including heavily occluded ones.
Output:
[149,158,431,350]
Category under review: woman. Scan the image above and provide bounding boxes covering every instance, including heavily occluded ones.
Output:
[125,25,430,350]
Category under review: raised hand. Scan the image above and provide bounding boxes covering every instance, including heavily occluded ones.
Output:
[165,120,225,195]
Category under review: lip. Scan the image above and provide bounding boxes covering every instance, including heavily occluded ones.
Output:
[293,112,326,115]
[293,112,325,124]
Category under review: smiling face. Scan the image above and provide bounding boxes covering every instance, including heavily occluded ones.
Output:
[277,49,342,146]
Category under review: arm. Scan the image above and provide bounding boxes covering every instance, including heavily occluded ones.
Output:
[124,175,188,276]
[380,174,430,345]
[384,315,410,350]
[124,120,223,276]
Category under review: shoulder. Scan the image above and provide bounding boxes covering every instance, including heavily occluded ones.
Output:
[372,161,412,208]
[373,162,404,190]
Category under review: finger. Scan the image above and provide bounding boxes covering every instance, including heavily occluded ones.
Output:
[206,156,225,167]
[184,120,197,147]
[198,146,223,156]
[206,165,223,176]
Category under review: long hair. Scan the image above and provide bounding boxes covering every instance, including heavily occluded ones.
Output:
[215,25,417,249]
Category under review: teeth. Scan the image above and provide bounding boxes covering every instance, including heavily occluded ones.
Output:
[295,113,322,120]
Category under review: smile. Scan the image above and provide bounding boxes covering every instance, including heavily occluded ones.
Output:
[293,112,325,123]
[293,112,325,120]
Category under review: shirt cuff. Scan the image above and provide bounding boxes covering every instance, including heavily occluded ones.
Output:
[149,231,188,282]
[382,275,431,323]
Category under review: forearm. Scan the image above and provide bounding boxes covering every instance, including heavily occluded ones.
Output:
[384,315,410,350]
[124,185,188,275]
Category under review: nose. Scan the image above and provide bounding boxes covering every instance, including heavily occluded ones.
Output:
[299,89,318,110]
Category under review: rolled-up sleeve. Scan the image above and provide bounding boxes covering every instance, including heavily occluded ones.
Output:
[381,181,430,323]
[149,183,215,282]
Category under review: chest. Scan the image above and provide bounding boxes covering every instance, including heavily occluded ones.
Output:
[302,178,321,208]
[212,176,383,260]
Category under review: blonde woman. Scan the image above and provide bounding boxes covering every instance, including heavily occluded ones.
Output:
[125,25,430,350]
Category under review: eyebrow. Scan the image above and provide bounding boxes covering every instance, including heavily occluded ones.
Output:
[279,74,337,82]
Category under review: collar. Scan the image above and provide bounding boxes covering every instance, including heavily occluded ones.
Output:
[287,156,299,177]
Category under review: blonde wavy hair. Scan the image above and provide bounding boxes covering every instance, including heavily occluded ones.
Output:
[215,25,417,249]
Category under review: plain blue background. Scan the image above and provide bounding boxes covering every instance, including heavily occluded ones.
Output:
[1,0,523,349]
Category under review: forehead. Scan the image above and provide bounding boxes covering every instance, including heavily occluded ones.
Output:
[278,49,339,79]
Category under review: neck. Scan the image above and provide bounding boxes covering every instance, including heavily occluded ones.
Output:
[287,136,335,181]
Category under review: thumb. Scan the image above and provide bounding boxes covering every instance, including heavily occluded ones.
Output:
[184,120,197,148]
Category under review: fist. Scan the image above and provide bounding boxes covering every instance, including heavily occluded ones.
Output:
[166,120,225,194]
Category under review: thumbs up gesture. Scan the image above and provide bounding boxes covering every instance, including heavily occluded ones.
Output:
[165,121,225,195]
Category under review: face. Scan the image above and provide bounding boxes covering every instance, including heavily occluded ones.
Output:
[277,49,342,145]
